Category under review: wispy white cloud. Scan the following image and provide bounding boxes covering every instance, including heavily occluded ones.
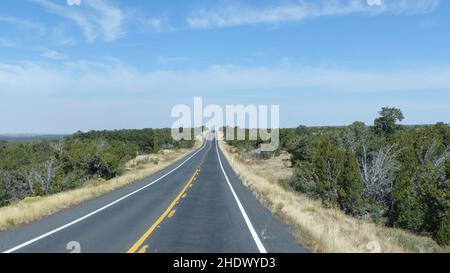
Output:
[1,61,450,95]
[1,61,449,132]
[417,18,438,28]
[0,16,46,32]
[133,10,173,32]
[33,0,125,42]
[0,38,15,47]
[40,49,68,60]
[137,17,163,30]
[50,24,76,45]
[86,0,124,41]
[157,56,191,65]
[188,0,440,29]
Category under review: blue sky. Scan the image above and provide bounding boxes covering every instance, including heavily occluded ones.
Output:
[0,0,449,133]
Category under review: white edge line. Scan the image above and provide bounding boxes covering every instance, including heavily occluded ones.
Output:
[214,135,267,253]
[3,136,209,253]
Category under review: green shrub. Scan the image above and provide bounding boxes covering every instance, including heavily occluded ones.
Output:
[291,161,317,197]
[436,211,450,246]
[391,173,426,232]
[390,127,449,236]
[225,108,449,245]
[0,128,194,208]
[297,135,363,215]
[368,202,385,224]
[338,151,363,215]
[0,187,6,207]
[445,158,450,179]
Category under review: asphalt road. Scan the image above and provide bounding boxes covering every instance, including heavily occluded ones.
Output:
[0,134,307,253]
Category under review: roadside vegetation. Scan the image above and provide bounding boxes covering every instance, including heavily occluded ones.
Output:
[223,107,450,249]
[0,128,199,230]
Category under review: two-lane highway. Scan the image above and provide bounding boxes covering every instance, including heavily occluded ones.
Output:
[0,134,307,253]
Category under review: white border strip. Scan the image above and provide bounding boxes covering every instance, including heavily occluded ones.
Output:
[215,135,267,253]
[3,137,209,253]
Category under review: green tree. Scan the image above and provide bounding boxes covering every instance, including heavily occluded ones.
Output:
[290,161,317,197]
[373,107,404,137]
[338,150,364,215]
[390,128,449,235]
[0,128,192,208]
[390,166,426,232]
[436,210,450,246]
[311,136,363,214]
[446,158,450,179]
[435,122,450,146]
[285,129,312,162]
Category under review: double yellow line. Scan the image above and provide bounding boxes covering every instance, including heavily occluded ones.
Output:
[127,168,200,253]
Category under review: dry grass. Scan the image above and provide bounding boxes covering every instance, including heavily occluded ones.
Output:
[0,139,203,232]
[219,139,448,253]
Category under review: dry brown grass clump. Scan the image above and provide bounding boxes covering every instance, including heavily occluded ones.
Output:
[219,139,447,253]
[0,140,203,232]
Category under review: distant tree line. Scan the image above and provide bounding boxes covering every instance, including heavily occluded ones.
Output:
[0,128,196,208]
[225,108,450,246]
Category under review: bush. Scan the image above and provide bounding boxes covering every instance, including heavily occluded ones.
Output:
[446,158,450,179]
[390,127,449,235]
[436,211,450,246]
[367,202,385,224]
[435,122,450,147]
[338,151,363,215]
[0,128,194,208]
[277,109,449,245]
[282,126,313,163]
[391,171,426,232]
[0,187,6,207]
[290,161,317,197]
[291,135,363,215]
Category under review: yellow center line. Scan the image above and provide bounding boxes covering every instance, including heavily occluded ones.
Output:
[168,209,176,218]
[137,245,149,253]
[127,168,200,253]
